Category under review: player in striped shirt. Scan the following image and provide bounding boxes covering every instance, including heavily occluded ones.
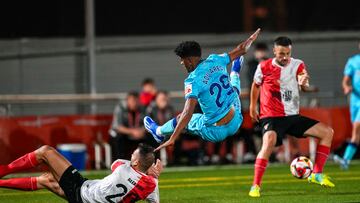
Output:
[248,36,335,197]
[0,143,162,203]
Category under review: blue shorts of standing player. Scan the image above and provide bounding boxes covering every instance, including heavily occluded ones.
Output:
[334,52,360,170]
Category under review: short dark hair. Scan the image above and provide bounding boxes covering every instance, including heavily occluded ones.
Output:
[137,143,155,172]
[127,91,139,98]
[142,78,155,86]
[274,36,292,46]
[174,41,202,58]
[156,90,168,97]
[255,42,269,51]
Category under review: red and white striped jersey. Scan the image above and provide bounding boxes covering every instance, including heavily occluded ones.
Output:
[253,58,306,119]
[81,159,159,203]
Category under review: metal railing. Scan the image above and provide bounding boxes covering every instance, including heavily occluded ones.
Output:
[0,90,348,116]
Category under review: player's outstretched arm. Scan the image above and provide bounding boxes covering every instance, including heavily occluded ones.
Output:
[154,98,197,152]
[146,160,161,203]
[228,28,261,61]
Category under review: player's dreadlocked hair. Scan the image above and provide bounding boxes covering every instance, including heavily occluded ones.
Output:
[274,36,292,46]
[137,143,155,172]
[174,41,202,58]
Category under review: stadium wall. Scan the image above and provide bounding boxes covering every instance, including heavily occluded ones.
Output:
[0,31,359,115]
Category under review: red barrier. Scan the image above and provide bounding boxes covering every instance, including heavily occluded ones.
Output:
[0,115,112,168]
[0,106,352,168]
[299,107,352,151]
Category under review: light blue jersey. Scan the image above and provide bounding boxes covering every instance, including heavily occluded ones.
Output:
[184,53,237,125]
[149,53,243,142]
[183,53,242,142]
[344,54,360,122]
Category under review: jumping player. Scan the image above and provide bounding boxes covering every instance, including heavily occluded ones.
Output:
[248,36,335,197]
[334,42,360,169]
[144,29,261,151]
[0,143,162,203]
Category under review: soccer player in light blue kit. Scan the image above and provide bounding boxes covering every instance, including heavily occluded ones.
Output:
[334,42,360,169]
[144,29,260,151]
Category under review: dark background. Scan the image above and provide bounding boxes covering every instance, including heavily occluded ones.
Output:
[0,0,359,38]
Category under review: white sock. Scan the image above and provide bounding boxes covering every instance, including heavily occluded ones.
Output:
[156,127,163,136]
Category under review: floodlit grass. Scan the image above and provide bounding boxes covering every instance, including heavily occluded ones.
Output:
[0,161,360,202]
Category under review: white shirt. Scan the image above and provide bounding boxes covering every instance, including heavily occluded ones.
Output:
[254,58,306,118]
[81,159,159,203]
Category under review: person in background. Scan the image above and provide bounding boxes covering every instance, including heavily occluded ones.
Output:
[146,91,176,127]
[146,91,178,163]
[334,42,360,170]
[205,138,234,164]
[245,43,270,160]
[247,42,269,86]
[140,78,158,107]
[109,91,146,161]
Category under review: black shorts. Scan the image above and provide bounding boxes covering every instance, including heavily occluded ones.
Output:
[259,115,319,146]
[59,165,87,203]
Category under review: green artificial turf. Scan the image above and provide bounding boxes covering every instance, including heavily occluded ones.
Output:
[0,161,359,203]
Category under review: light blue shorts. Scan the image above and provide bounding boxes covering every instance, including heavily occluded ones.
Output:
[186,98,243,142]
[350,104,360,123]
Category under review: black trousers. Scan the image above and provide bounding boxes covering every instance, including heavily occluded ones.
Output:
[109,134,141,161]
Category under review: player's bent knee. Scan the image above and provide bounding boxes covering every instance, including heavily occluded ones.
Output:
[38,172,65,197]
[36,145,51,156]
[39,173,56,187]
[322,126,334,141]
[263,131,277,147]
[328,127,334,139]
[38,145,54,153]
[37,145,56,159]
[38,173,53,188]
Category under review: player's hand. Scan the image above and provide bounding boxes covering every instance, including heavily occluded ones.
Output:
[154,139,175,152]
[343,85,352,95]
[297,70,309,87]
[130,128,145,140]
[249,106,259,122]
[147,159,163,179]
[238,28,261,54]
